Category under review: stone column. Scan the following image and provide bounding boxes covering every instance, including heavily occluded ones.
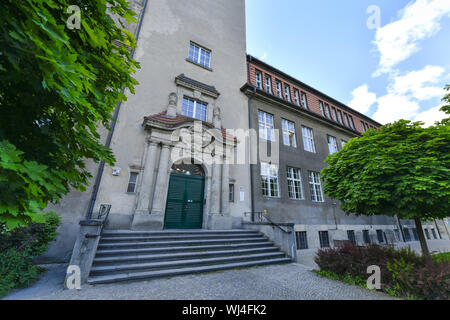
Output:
[221,162,230,215]
[150,143,172,215]
[135,141,158,214]
[209,163,222,215]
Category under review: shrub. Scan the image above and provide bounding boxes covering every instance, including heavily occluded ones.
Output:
[432,252,450,264]
[0,211,60,298]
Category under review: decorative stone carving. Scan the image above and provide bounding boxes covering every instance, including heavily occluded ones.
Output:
[166,92,178,117]
[213,105,222,129]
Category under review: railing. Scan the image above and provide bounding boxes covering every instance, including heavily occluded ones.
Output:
[92,204,111,234]
[243,211,291,234]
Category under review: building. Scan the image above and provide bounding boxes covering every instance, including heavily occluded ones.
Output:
[241,55,449,249]
[43,0,448,263]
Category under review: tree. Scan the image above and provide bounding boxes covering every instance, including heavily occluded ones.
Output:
[0,1,139,229]
[441,84,450,125]
[321,120,450,258]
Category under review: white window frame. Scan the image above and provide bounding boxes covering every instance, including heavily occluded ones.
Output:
[182,97,207,121]
[308,171,324,202]
[287,167,304,200]
[324,104,331,119]
[301,92,308,109]
[282,119,297,147]
[255,70,263,89]
[127,172,139,193]
[188,42,211,68]
[258,111,275,141]
[327,135,339,154]
[294,89,301,106]
[265,75,272,94]
[276,81,283,98]
[343,113,350,127]
[319,101,325,116]
[331,107,337,122]
[284,84,291,102]
[337,110,343,124]
[261,162,280,198]
[348,115,356,130]
[302,126,316,153]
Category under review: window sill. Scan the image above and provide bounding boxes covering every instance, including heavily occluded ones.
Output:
[186,58,213,72]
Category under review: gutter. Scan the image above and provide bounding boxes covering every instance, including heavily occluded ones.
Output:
[86,0,149,219]
[247,56,256,218]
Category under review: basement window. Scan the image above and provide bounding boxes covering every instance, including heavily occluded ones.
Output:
[296,231,308,249]
[127,172,138,193]
[319,231,330,248]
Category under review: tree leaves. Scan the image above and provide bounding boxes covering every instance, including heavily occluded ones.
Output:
[322,120,450,221]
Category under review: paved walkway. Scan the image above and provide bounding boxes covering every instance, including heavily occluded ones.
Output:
[4,263,393,300]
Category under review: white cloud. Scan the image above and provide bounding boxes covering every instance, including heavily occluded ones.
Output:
[388,65,445,100]
[414,105,447,126]
[348,84,377,113]
[372,94,420,124]
[373,0,450,76]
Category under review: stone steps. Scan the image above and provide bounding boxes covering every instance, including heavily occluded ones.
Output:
[88,229,291,284]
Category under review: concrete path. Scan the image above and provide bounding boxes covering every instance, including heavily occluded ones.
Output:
[3,263,393,300]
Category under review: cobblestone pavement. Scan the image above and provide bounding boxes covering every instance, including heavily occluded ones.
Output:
[4,263,394,300]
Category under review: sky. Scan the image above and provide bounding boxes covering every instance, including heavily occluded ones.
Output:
[245,0,450,126]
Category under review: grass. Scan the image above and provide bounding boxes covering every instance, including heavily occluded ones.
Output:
[432,252,450,264]
[312,269,368,289]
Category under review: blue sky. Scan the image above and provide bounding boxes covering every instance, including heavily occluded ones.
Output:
[246,0,450,126]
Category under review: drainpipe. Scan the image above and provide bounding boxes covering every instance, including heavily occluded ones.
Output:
[86,0,149,219]
[247,56,256,220]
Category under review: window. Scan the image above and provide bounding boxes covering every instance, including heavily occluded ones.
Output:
[319,231,330,248]
[341,140,347,148]
[412,228,419,241]
[431,228,437,239]
[308,171,324,202]
[294,89,301,106]
[301,92,309,109]
[282,119,297,147]
[343,113,350,127]
[331,107,337,122]
[361,121,367,132]
[284,84,291,102]
[347,230,356,244]
[404,228,411,242]
[319,101,325,116]
[265,75,272,94]
[182,97,207,121]
[424,229,430,240]
[276,80,283,98]
[287,167,304,200]
[255,70,263,89]
[258,111,274,141]
[376,230,384,243]
[348,115,356,130]
[127,172,138,193]
[337,110,343,124]
[363,230,371,244]
[302,126,316,153]
[324,104,331,119]
[188,42,211,68]
[327,135,339,154]
[261,163,279,197]
[296,231,308,249]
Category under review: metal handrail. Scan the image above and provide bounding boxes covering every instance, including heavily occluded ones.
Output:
[243,211,291,234]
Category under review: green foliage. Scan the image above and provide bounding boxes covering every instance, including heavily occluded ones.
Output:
[0,0,139,228]
[313,269,367,288]
[432,252,450,264]
[322,120,450,221]
[440,85,450,125]
[0,212,60,298]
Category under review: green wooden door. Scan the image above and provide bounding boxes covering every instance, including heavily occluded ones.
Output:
[164,173,204,229]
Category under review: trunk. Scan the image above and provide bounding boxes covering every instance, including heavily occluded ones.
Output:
[414,218,430,260]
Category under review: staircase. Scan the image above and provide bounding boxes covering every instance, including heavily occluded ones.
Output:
[87,229,291,284]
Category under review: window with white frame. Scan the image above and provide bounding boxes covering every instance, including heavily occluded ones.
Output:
[261,162,279,197]
[348,115,356,130]
[182,97,207,121]
[331,107,337,122]
[287,167,304,200]
[255,70,263,89]
[276,80,283,98]
[327,135,339,154]
[319,101,325,116]
[343,113,350,127]
[324,104,331,119]
[341,140,347,148]
[302,126,316,153]
[308,171,324,202]
[337,110,343,124]
[284,84,291,102]
[302,92,309,109]
[265,75,272,94]
[282,119,297,147]
[127,172,138,193]
[188,42,211,68]
[258,111,274,141]
[294,89,301,106]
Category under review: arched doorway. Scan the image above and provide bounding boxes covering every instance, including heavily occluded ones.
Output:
[163,163,205,229]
